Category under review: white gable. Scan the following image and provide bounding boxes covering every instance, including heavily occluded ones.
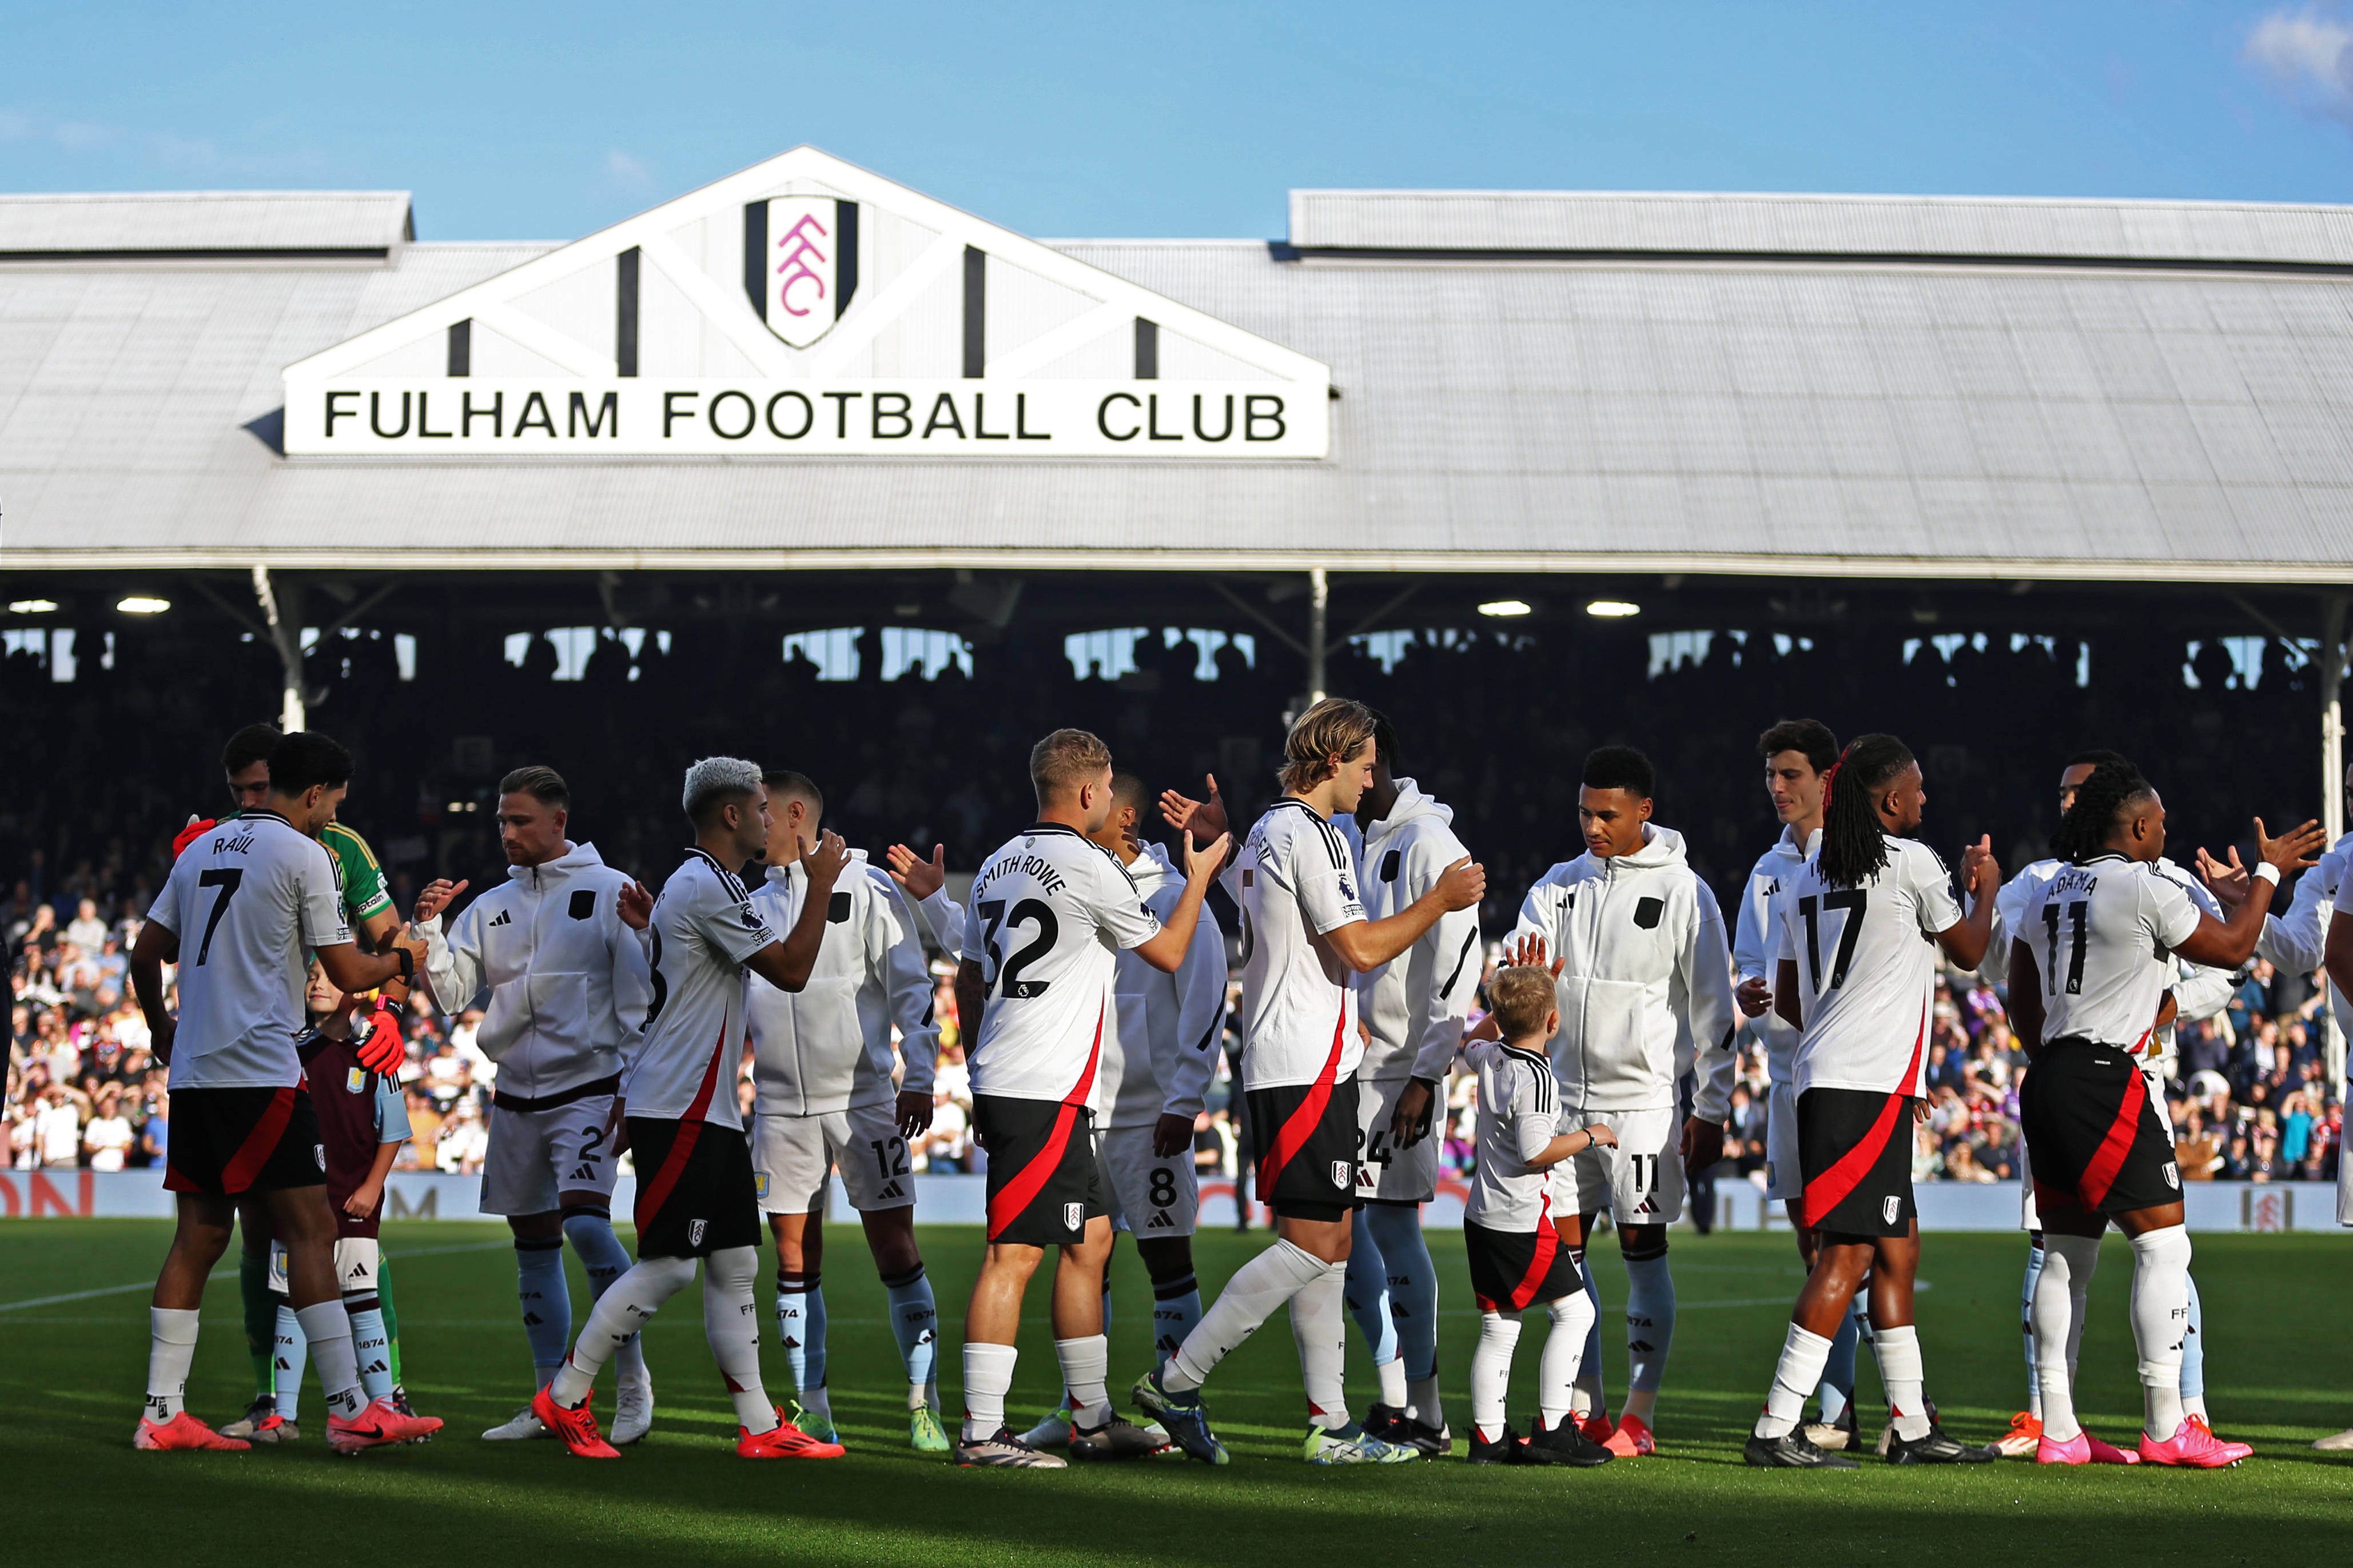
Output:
[282,147,1328,458]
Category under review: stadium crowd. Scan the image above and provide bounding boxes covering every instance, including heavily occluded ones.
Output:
[6,612,2344,1187]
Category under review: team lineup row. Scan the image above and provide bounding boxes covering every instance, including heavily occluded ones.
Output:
[124,702,2333,1469]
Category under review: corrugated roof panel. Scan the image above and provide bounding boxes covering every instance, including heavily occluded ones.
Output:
[1289,189,2353,265]
[0,191,414,253]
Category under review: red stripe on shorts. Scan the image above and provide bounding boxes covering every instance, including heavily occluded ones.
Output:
[1801,1006,1925,1230]
[2076,1056,2148,1210]
[1504,1197,1562,1313]
[983,1001,1104,1241]
[633,1019,729,1229]
[220,1086,300,1194]
[1257,1005,1347,1199]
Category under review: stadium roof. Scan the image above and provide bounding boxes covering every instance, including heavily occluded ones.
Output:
[5,153,2353,584]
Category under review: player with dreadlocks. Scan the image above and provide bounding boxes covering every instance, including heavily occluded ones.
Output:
[1745,734,1999,1468]
[2008,761,2318,1467]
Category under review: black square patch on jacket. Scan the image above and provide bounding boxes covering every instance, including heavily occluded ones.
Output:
[1633,896,1665,929]
[568,890,596,920]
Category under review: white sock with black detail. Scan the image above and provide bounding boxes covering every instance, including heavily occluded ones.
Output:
[145,1307,200,1423]
[962,1342,1017,1443]
[1165,1238,1327,1391]
[1055,1334,1112,1428]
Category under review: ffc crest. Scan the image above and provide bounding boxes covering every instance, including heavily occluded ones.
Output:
[1331,1160,1353,1190]
[746,197,859,348]
[1882,1194,1901,1225]
[1063,1202,1085,1234]
[688,1218,708,1247]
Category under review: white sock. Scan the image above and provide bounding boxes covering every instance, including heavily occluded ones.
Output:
[1570,1251,1605,1418]
[1622,1248,1675,1427]
[271,1303,306,1421]
[1470,1311,1522,1443]
[1407,1375,1444,1432]
[1754,1323,1834,1439]
[2033,1234,2100,1442]
[962,1341,1017,1442]
[2021,1240,2045,1419]
[1166,1238,1328,1391]
[1875,1323,1930,1441]
[1540,1289,1597,1429]
[145,1306,200,1423]
[1054,1334,1112,1427]
[704,1247,776,1433]
[549,1255,696,1407]
[1375,1357,1408,1409]
[296,1300,365,1418]
[1292,1259,1350,1430]
[2129,1225,2192,1440]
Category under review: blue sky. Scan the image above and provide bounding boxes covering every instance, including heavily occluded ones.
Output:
[7,2,2353,241]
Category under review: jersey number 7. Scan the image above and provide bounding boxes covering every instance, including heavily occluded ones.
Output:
[194,868,244,966]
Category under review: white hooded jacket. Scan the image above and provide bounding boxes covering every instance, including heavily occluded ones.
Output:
[1103,841,1228,1129]
[744,851,940,1116]
[1510,823,1738,1120]
[1733,825,1814,1086]
[418,842,651,1100]
[1354,779,1482,1084]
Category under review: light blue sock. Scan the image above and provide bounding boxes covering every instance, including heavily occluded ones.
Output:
[882,1263,939,1405]
[1819,1303,1860,1421]
[1364,1204,1438,1383]
[562,1210,644,1381]
[272,1301,307,1421]
[345,1298,394,1400]
[515,1239,571,1385]
[776,1271,826,1398]
[1149,1270,1203,1370]
[2021,1239,2047,1418]
[1622,1248,1675,1394]
[2180,1271,2205,1404]
[1343,1208,1405,1403]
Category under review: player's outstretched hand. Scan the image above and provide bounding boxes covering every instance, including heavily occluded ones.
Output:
[1436,855,1486,912]
[2195,845,2252,909]
[2255,816,2327,876]
[886,842,946,900]
[411,877,468,926]
[1735,975,1772,1018]
[616,880,653,929]
[1961,834,1999,896]
[1584,1123,1619,1150]
[801,829,852,891]
[1180,830,1232,885]
[1391,1079,1437,1147]
[1161,774,1229,847]
[1504,931,1566,977]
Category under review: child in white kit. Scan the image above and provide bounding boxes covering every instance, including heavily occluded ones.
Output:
[1461,958,1619,1466]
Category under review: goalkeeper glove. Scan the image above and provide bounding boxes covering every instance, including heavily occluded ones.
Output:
[356,998,407,1076]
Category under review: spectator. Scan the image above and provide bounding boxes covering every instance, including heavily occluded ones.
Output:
[83,1088,133,1171]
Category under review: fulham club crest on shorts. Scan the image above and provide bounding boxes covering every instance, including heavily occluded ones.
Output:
[1882,1194,1901,1225]
[744,197,859,348]
[1331,1160,1353,1190]
[1063,1202,1085,1234]
[2163,1162,2180,1190]
[688,1218,708,1247]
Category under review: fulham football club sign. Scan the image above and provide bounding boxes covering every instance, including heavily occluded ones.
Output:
[281,146,1330,459]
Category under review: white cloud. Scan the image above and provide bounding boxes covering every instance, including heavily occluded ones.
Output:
[2245,5,2353,125]
[604,149,655,191]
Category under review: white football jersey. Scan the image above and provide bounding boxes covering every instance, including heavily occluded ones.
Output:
[2019,855,2203,1051]
[1227,799,1368,1092]
[148,811,349,1090]
[1774,834,1964,1097]
[964,823,1162,1108]
[627,848,778,1131]
[1463,1040,1559,1231]
[1104,843,1228,1129]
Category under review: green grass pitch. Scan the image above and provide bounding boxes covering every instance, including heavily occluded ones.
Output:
[5,1219,2347,1565]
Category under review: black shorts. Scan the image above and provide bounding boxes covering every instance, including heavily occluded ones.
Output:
[2019,1042,2181,1217]
[974,1095,1105,1246]
[164,1087,325,1196]
[1464,1218,1583,1312]
[1797,1086,1916,1238]
[628,1116,760,1259]
[1248,1076,1361,1222]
